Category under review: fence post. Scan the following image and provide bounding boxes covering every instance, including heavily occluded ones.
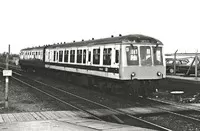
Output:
[174,50,178,75]
[195,52,198,79]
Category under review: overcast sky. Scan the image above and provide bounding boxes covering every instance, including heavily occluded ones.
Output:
[0,0,200,54]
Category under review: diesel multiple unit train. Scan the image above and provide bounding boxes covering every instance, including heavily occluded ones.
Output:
[19,34,166,97]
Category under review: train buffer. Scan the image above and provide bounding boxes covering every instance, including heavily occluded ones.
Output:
[170,90,184,102]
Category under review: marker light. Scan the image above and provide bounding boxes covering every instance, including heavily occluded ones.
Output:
[131,72,136,79]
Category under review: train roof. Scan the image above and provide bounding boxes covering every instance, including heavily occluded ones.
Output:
[47,34,163,49]
[20,34,163,51]
[21,46,46,51]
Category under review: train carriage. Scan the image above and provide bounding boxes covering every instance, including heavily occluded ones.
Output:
[19,34,166,97]
[19,46,47,71]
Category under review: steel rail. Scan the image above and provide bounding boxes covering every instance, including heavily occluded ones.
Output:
[145,97,200,122]
[148,97,200,112]
[11,76,103,121]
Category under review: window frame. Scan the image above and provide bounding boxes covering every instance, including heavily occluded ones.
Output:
[64,50,69,63]
[103,48,112,65]
[153,46,163,65]
[70,49,75,63]
[77,49,83,63]
[93,48,100,65]
[140,46,152,66]
[126,45,139,65]
[58,50,63,62]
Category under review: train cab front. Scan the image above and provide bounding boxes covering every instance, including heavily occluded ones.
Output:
[120,44,166,97]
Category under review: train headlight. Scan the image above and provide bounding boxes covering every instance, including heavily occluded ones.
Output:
[157,71,162,76]
[131,72,136,79]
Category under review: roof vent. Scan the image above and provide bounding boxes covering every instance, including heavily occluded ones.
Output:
[57,43,59,45]
[82,39,84,41]
[92,38,94,40]
[119,34,122,36]
[111,35,114,37]
[64,42,66,44]
[60,42,62,44]
[73,41,75,43]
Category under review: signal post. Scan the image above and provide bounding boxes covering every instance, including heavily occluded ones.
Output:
[3,45,12,108]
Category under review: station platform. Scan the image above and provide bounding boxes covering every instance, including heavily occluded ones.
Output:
[0,110,154,131]
[166,74,200,84]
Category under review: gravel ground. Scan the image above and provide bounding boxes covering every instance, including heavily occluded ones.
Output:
[144,114,200,131]
[154,79,200,103]
[0,75,66,114]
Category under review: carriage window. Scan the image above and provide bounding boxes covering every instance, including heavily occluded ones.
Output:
[48,52,50,60]
[33,52,36,59]
[88,51,91,62]
[77,50,82,63]
[83,49,86,64]
[56,52,59,61]
[153,47,163,65]
[53,51,56,61]
[115,50,119,64]
[93,49,100,64]
[140,46,152,66]
[59,51,63,62]
[70,50,75,63]
[103,48,112,65]
[126,46,139,65]
[64,50,69,62]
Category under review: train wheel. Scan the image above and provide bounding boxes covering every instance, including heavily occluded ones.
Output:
[131,80,140,98]
[141,86,147,98]
[138,81,146,98]
[88,76,95,89]
[97,80,105,92]
[110,82,117,94]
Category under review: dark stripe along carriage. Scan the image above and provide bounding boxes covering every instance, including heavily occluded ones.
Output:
[19,34,165,97]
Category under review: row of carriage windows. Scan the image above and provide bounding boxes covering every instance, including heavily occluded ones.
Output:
[22,51,42,56]
[51,46,162,66]
[21,51,43,59]
[22,46,162,66]
[52,48,119,65]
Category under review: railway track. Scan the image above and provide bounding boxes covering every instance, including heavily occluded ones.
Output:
[1,65,200,130]
[0,66,170,131]
[146,97,200,121]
